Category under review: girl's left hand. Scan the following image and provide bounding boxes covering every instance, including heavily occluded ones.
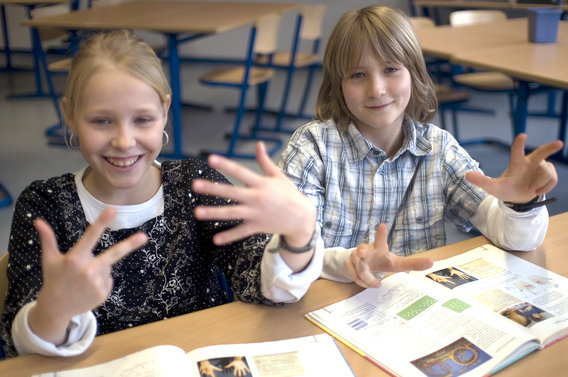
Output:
[465,134,563,203]
[192,142,316,249]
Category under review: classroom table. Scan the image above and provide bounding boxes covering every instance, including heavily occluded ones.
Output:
[415,17,568,160]
[412,0,568,22]
[21,1,303,158]
[0,0,72,94]
[1,211,567,377]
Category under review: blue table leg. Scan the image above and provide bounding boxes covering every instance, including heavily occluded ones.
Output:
[164,33,184,158]
[5,5,58,100]
[555,90,568,162]
[0,5,13,71]
[0,182,11,208]
[513,80,530,136]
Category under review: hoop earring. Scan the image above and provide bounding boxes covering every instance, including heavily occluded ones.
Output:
[162,130,169,146]
[67,133,80,150]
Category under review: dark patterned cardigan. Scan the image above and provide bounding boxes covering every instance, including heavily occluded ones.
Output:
[1,159,273,357]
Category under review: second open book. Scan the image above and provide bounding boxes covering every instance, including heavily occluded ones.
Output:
[34,333,354,377]
[306,244,568,377]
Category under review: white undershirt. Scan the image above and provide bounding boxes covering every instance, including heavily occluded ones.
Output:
[74,163,164,230]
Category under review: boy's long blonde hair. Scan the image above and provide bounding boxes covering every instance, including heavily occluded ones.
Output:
[316,6,437,132]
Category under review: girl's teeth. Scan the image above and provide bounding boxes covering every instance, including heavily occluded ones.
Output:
[108,157,138,167]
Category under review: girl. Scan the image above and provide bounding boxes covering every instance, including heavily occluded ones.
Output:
[278,6,562,288]
[1,30,322,358]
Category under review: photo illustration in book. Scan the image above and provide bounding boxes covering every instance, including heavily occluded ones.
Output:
[198,356,252,377]
[410,337,491,377]
[426,267,477,289]
[499,302,552,328]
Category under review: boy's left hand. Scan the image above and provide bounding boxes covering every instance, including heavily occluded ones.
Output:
[465,134,563,203]
[346,223,433,289]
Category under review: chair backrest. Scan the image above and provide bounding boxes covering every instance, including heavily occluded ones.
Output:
[449,10,507,26]
[253,13,282,55]
[299,3,327,40]
[0,252,9,314]
[29,4,71,43]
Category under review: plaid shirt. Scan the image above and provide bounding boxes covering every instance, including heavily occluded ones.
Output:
[278,119,487,256]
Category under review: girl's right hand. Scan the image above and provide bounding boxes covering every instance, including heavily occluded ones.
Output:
[28,207,148,345]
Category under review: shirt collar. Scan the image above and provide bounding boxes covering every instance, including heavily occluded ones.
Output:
[342,119,432,163]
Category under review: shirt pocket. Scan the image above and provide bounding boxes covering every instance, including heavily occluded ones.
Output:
[391,202,446,254]
[321,211,357,249]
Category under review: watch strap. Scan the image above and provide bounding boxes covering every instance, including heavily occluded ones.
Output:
[504,196,557,212]
[279,228,317,254]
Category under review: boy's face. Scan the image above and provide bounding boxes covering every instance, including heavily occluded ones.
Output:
[68,67,169,204]
[341,44,411,149]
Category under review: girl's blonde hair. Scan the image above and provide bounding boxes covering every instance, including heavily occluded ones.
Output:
[316,6,437,132]
[63,29,171,122]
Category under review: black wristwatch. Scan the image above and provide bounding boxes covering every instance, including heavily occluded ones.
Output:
[279,228,318,254]
[503,196,557,212]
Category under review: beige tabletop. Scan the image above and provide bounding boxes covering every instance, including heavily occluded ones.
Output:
[0,0,69,4]
[1,212,567,377]
[413,0,568,11]
[21,1,301,34]
[416,17,533,60]
[449,20,568,89]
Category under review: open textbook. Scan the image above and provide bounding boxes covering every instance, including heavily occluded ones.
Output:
[34,334,355,377]
[305,244,568,377]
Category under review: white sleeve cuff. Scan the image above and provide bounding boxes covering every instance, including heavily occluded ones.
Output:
[260,232,324,303]
[321,247,355,283]
[12,301,97,357]
[471,195,549,251]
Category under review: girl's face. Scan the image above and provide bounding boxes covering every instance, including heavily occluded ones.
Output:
[341,44,411,150]
[67,67,170,204]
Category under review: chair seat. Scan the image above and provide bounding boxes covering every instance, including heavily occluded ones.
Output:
[434,84,470,104]
[200,66,274,86]
[453,71,516,91]
[48,57,72,72]
[256,52,318,68]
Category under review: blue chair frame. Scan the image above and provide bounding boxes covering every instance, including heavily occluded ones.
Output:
[199,20,283,159]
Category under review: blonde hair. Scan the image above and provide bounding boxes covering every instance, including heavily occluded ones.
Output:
[63,29,171,122]
[316,6,437,132]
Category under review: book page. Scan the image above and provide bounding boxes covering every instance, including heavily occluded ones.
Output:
[185,334,354,377]
[33,345,192,377]
[410,244,568,347]
[306,273,538,377]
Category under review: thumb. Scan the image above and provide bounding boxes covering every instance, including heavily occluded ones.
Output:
[465,171,496,193]
[395,255,434,272]
[255,142,280,177]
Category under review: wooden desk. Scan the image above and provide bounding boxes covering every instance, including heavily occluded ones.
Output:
[416,18,568,159]
[0,0,72,92]
[21,1,303,158]
[414,0,568,11]
[1,212,567,377]
[413,0,568,23]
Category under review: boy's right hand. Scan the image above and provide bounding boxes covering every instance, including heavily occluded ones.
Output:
[29,207,148,345]
[345,223,433,288]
